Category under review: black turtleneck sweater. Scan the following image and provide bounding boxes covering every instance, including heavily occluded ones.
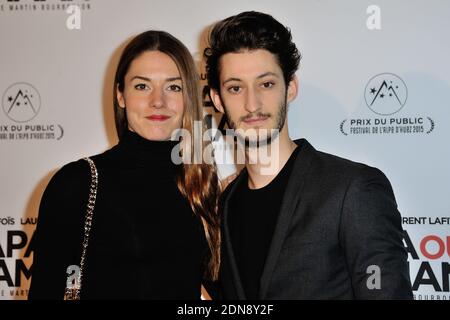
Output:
[29,130,208,299]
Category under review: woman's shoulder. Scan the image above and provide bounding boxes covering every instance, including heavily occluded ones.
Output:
[43,146,118,199]
[42,160,89,199]
[52,158,91,183]
[38,158,95,224]
[51,147,115,181]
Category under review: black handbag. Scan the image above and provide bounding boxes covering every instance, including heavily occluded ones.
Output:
[63,157,98,300]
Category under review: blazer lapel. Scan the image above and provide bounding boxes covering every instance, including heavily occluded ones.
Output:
[222,171,248,299]
[258,139,316,299]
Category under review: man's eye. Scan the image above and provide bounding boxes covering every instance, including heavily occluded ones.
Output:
[228,86,241,94]
[168,84,182,92]
[135,83,148,90]
[262,81,275,88]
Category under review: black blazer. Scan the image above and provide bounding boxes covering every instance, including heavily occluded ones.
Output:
[218,139,413,299]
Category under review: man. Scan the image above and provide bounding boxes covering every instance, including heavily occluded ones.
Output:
[205,11,413,299]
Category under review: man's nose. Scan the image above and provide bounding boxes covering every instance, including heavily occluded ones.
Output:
[244,88,261,114]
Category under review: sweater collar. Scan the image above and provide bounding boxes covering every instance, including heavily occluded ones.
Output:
[117,130,180,167]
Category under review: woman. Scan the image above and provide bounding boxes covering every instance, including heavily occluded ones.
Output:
[29,30,220,299]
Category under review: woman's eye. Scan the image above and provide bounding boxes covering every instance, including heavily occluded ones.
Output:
[168,84,182,92]
[134,83,148,90]
[228,86,241,94]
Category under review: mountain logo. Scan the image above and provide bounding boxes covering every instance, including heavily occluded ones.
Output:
[2,82,41,123]
[364,73,407,116]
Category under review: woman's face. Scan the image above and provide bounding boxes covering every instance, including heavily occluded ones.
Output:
[117,50,184,141]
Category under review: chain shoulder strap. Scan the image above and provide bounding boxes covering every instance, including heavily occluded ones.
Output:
[64,157,98,300]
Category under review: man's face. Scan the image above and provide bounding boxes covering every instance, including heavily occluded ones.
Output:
[210,49,297,147]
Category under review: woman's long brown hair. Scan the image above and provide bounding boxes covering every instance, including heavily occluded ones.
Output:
[113,30,221,280]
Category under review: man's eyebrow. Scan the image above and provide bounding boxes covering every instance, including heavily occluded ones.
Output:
[257,72,279,79]
[222,77,242,85]
[222,72,280,85]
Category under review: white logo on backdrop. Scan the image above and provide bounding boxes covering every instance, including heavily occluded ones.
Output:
[364,73,408,116]
[2,82,41,123]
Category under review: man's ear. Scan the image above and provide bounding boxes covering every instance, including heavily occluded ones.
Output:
[287,75,299,103]
[117,84,125,109]
[209,88,225,114]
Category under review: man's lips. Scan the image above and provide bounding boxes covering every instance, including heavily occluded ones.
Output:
[242,115,269,124]
[146,115,170,121]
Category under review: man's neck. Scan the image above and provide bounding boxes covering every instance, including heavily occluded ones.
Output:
[245,132,297,190]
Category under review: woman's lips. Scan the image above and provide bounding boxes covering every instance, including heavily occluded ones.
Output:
[146,115,170,121]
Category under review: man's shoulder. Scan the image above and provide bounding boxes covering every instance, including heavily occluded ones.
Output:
[295,138,388,182]
[316,149,368,172]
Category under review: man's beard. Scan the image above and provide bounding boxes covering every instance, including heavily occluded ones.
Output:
[225,97,287,149]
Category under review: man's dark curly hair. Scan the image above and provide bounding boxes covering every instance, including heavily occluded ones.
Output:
[205,11,301,92]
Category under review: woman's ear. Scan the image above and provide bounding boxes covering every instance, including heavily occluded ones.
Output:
[209,88,225,114]
[117,84,125,109]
